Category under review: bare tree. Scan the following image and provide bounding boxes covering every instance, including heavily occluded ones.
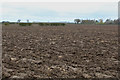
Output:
[74,19,81,24]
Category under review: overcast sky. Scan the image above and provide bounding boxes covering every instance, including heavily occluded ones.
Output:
[1,2,118,22]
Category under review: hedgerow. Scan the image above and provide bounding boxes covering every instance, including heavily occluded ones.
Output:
[38,23,65,26]
[19,23,32,26]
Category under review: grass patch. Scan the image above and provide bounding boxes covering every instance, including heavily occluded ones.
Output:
[19,23,32,26]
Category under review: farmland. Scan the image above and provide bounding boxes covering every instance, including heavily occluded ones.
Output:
[2,24,119,79]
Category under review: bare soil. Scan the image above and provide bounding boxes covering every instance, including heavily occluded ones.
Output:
[2,24,119,79]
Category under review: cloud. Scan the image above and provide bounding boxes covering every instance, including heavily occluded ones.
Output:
[1,2,118,22]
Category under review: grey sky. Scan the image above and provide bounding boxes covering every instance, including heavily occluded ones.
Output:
[1,2,118,22]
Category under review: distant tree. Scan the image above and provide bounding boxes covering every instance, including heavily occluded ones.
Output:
[105,19,115,24]
[113,19,118,24]
[81,19,96,24]
[2,21,9,26]
[105,19,110,24]
[17,19,21,23]
[98,19,103,24]
[74,19,81,24]
[2,21,9,23]
[27,20,29,23]
[95,20,99,24]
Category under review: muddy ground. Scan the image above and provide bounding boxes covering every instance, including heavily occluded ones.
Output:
[2,24,119,79]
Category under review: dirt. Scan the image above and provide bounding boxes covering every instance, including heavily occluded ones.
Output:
[2,24,119,79]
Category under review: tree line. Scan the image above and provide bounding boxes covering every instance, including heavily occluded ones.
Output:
[2,19,66,26]
[74,19,119,24]
[2,18,120,26]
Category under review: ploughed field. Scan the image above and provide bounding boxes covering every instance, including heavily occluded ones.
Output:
[2,24,119,79]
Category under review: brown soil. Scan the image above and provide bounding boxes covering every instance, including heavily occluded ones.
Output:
[2,24,119,79]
